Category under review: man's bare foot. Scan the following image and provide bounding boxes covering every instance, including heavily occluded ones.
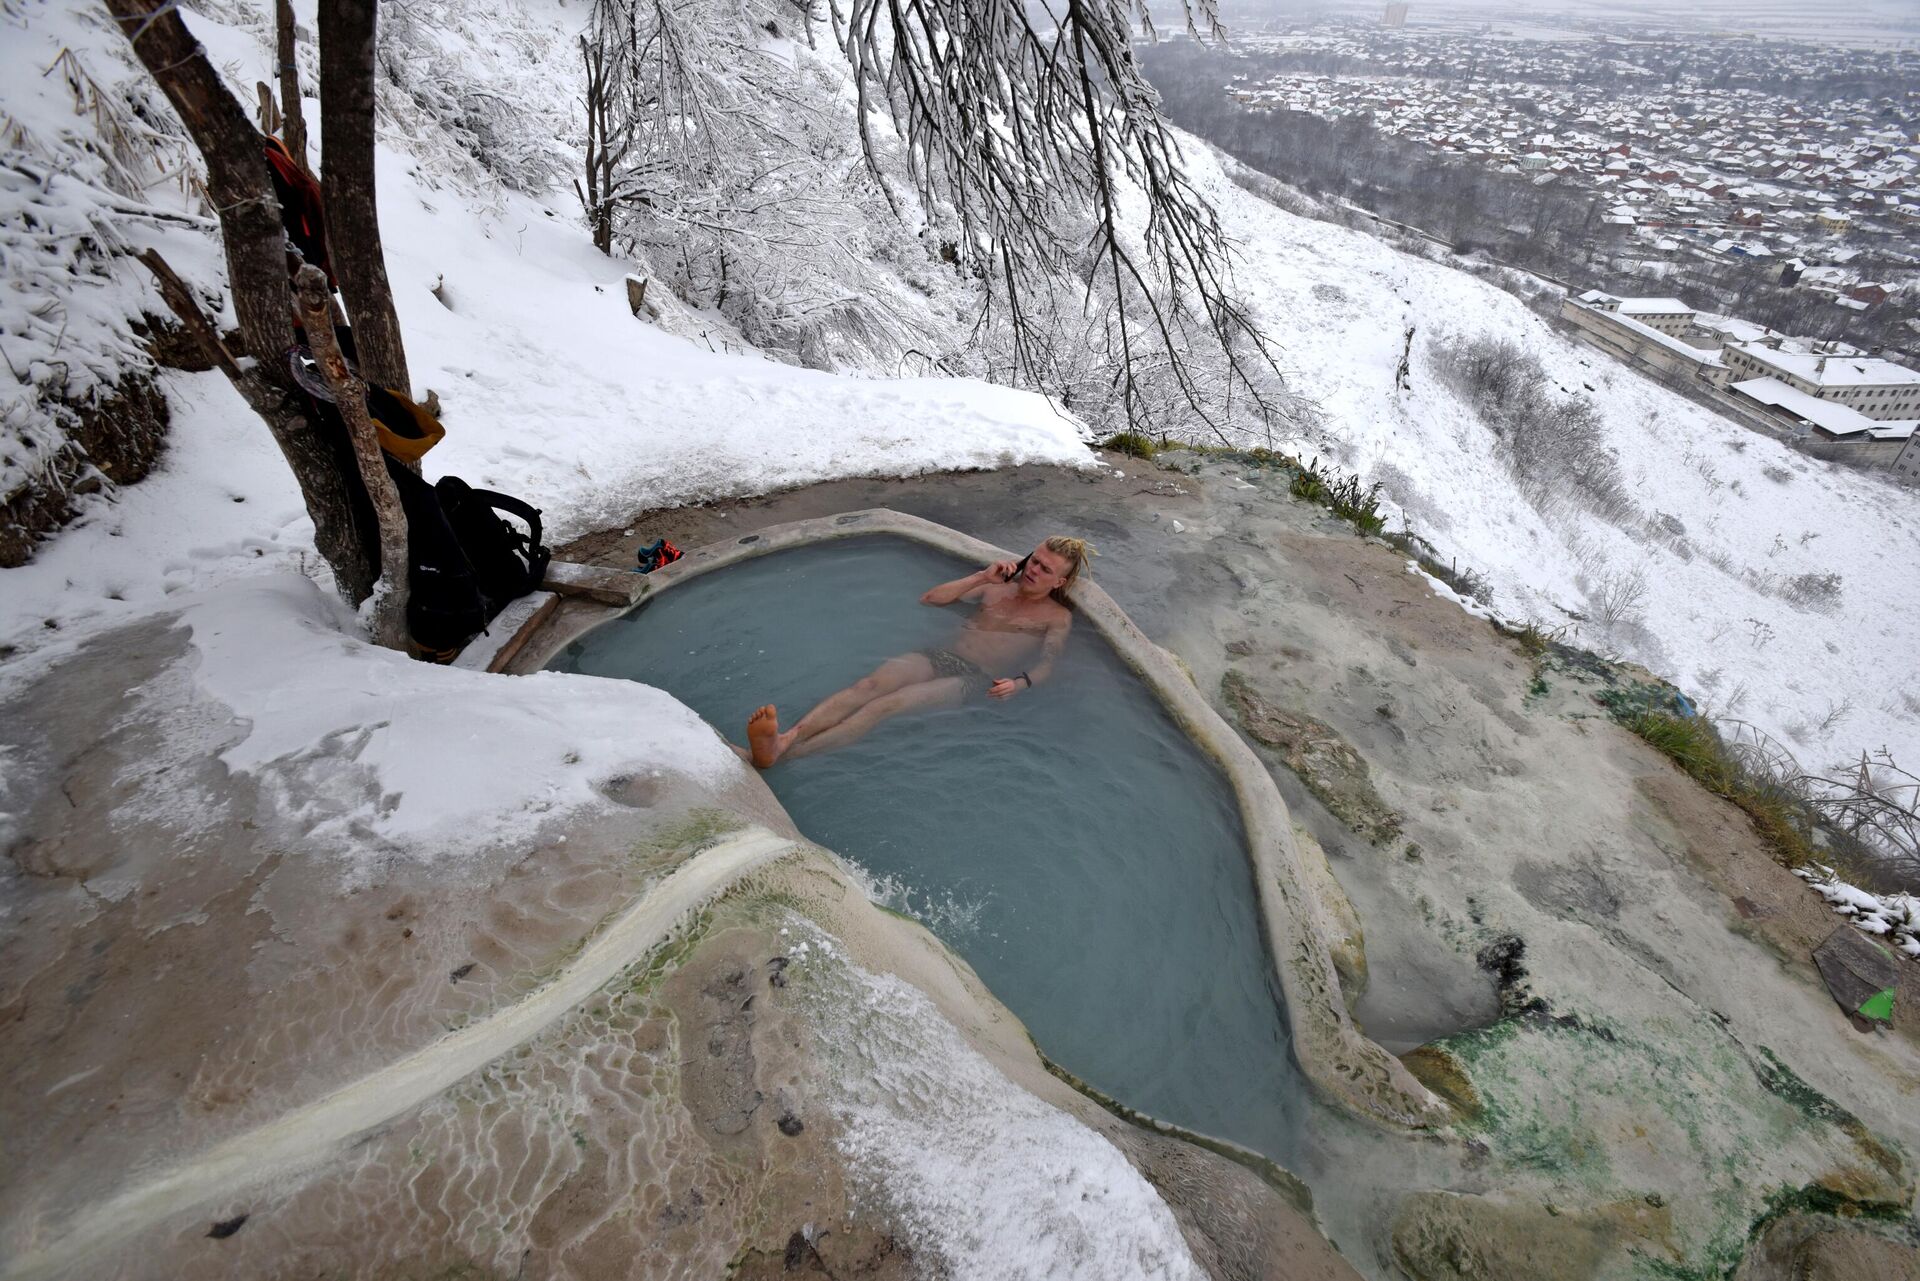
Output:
[748,705,783,768]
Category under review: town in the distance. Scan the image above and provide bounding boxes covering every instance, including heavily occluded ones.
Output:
[1144,1,1920,486]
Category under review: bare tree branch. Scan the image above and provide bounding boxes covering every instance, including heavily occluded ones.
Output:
[295,265,410,649]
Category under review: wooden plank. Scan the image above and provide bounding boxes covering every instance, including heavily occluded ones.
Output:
[541,560,645,607]
[453,591,559,672]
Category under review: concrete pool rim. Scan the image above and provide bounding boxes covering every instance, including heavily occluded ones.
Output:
[514,508,1450,1131]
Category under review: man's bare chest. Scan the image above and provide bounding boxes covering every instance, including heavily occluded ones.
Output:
[970,594,1055,635]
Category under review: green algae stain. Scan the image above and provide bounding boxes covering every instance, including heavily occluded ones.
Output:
[1752,1046,1908,1183]
[624,907,716,998]
[630,808,742,867]
[1424,1004,1917,1276]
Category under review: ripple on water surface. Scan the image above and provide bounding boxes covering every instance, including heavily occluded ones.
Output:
[552,536,1305,1159]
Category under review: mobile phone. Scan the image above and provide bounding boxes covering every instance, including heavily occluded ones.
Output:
[1004,554,1030,583]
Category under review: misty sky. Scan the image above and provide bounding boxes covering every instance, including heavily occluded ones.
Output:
[1217,0,1920,42]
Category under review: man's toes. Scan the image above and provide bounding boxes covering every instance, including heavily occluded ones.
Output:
[748,705,782,767]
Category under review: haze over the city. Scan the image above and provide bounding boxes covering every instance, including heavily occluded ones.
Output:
[1217,0,1920,43]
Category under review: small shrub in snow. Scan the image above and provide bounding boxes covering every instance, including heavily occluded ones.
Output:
[1430,333,1632,526]
[1508,618,1567,657]
[1373,460,1451,532]
[1623,712,1819,868]
[1588,564,1649,626]
[1432,334,1530,405]
[1640,512,1693,562]
[1100,432,1159,461]
[1408,552,1492,606]
[1780,572,1844,616]
[1762,465,1793,485]
[1565,530,1610,578]
[1288,457,1386,536]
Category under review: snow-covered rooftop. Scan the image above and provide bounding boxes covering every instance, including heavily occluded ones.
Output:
[1730,378,1918,439]
[1695,313,1774,344]
[1604,310,1725,364]
[1733,347,1920,388]
[1616,296,1695,315]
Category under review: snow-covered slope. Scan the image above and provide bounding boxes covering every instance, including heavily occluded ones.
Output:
[0,1,1090,655]
[1182,141,1920,774]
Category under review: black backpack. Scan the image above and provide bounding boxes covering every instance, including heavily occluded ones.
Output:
[384,460,486,655]
[379,464,550,657]
[290,354,550,657]
[433,476,552,618]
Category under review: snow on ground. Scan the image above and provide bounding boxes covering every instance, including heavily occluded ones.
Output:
[1184,139,1920,776]
[173,572,740,867]
[789,921,1204,1281]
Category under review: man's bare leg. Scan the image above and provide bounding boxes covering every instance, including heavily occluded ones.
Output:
[782,677,964,762]
[747,654,935,768]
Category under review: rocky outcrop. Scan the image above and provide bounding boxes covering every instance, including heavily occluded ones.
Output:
[1,369,168,568]
[1294,820,1370,1008]
[1392,1191,1680,1281]
[1222,668,1403,845]
[1735,1212,1920,1281]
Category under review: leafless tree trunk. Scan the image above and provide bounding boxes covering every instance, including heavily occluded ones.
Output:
[276,0,311,174]
[106,0,376,602]
[577,25,620,254]
[295,266,410,648]
[319,0,410,393]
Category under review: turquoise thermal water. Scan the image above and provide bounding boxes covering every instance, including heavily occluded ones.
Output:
[550,536,1304,1158]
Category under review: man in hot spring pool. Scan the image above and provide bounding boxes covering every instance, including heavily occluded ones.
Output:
[735,535,1094,768]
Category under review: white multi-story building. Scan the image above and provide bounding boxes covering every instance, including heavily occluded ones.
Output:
[1892,430,1920,487]
[1721,345,1920,420]
[1574,291,1697,335]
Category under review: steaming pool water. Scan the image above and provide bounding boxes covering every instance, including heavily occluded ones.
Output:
[550,536,1308,1160]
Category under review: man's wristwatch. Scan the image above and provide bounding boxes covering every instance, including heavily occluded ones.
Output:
[1019,672,1032,688]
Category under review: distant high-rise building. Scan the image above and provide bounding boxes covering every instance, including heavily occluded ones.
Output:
[1383,2,1409,28]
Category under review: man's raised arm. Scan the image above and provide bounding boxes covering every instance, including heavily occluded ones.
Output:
[920,560,1016,606]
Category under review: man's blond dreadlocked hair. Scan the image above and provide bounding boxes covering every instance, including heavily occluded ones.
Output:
[1043,535,1096,598]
